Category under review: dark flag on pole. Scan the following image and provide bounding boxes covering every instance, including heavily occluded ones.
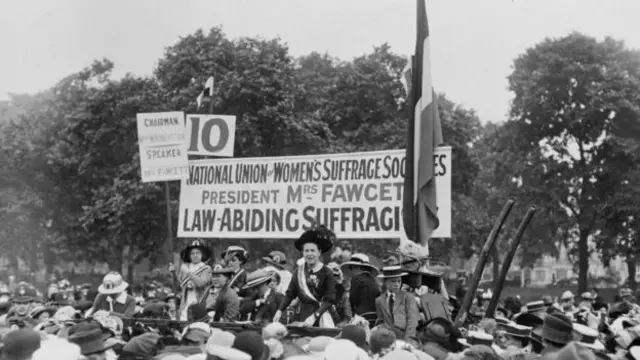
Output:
[402,0,444,245]
[196,76,214,110]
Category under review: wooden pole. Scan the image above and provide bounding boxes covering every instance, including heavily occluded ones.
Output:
[485,206,537,319]
[454,198,516,327]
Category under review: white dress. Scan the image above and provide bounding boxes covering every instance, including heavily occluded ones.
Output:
[179,263,204,321]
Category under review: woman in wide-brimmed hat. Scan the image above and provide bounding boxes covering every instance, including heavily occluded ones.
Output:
[273,225,337,328]
[170,239,213,321]
[221,245,249,295]
[341,253,381,316]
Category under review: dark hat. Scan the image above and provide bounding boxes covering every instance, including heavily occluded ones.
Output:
[30,306,57,319]
[262,251,287,268]
[377,266,408,279]
[12,284,37,303]
[514,312,544,328]
[340,325,367,349]
[80,283,92,290]
[542,295,554,306]
[2,329,41,359]
[541,313,573,345]
[370,327,396,354]
[525,300,546,313]
[222,246,248,264]
[502,322,531,339]
[69,328,113,355]
[232,331,269,360]
[211,265,236,276]
[294,226,335,254]
[180,239,213,263]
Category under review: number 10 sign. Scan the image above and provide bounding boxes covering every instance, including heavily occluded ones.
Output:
[185,114,236,157]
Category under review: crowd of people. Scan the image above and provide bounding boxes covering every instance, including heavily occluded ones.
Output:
[0,226,639,359]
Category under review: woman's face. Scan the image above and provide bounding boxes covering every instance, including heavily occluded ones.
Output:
[227,255,241,270]
[190,249,203,263]
[37,312,50,322]
[303,243,320,265]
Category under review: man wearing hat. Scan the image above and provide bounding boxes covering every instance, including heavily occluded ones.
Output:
[273,225,338,328]
[375,266,420,341]
[539,312,574,358]
[342,253,380,317]
[85,272,136,318]
[262,250,292,294]
[0,283,38,327]
[222,245,249,295]
[204,266,240,322]
[239,270,283,323]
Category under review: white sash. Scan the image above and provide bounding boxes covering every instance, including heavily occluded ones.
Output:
[297,264,335,328]
[229,268,245,289]
[180,262,209,288]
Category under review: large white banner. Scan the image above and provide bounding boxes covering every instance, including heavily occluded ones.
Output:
[136,112,189,182]
[178,147,452,239]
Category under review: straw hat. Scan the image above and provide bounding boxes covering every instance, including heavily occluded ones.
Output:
[97,272,128,295]
[377,266,408,279]
[341,254,379,274]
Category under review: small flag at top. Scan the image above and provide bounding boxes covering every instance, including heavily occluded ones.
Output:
[196,76,215,110]
[402,0,444,245]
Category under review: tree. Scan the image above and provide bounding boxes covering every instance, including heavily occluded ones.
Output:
[319,43,408,152]
[34,60,172,279]
[0,91,70,275]
[155,27,331,158]
[506,32,640,292]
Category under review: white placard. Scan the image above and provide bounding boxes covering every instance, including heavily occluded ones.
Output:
[136,112,189,182]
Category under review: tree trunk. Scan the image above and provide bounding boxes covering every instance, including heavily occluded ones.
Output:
[627,259,637,292]
[578,229,589,294]
[491,246,500,284]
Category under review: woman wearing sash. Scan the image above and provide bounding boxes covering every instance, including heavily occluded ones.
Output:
[273,225,337,328]
[170,239,213,321]
[221,245,249,295]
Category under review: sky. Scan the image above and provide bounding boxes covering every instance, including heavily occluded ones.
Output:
[1,0,639,122]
